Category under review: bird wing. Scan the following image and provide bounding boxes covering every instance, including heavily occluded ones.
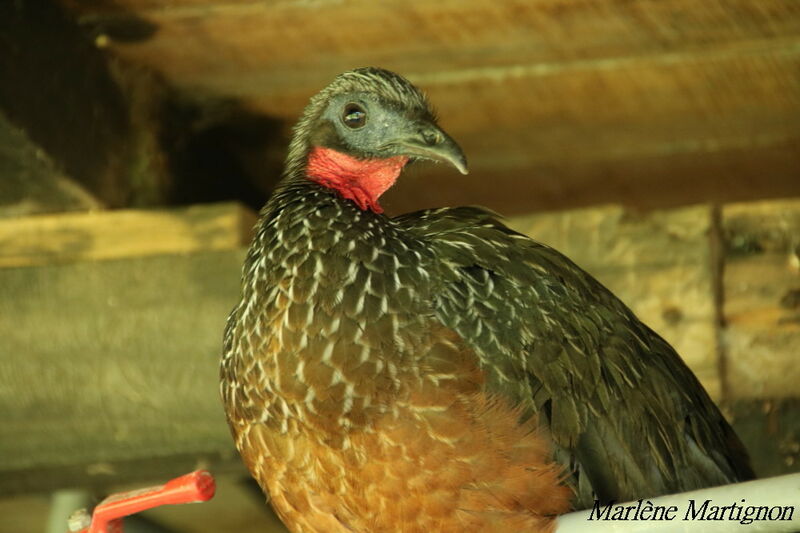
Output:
[394,206,753,507]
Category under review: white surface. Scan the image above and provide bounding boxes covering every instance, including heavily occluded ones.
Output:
[556,474,800,533]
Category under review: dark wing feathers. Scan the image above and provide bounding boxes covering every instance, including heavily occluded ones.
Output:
[395,206,753,507]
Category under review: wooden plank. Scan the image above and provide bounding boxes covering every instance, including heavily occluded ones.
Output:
[722,199,800,399]
[509,205,711,269]
[67,0,800,91]
[0,202,256,268]
[0,204,256,494]
[0,249,246,495]
[508,205,721,398]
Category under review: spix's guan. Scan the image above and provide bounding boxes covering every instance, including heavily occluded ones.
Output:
[221,68,753,532]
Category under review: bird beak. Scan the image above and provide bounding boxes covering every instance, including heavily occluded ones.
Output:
[394,122,469,175]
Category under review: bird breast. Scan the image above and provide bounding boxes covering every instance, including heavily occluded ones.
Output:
[230,199,440,440]
[222,191,572,532]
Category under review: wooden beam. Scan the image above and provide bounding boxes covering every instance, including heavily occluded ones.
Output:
[0,203,254,495]
[66,0,800,92]
[0,202,256,268]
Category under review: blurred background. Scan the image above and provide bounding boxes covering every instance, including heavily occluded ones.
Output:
[1,1,799,531]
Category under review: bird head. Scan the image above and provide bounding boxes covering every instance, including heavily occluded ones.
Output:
[286,67,468,213]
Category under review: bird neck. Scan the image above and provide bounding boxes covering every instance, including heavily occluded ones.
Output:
[305,146,408,214]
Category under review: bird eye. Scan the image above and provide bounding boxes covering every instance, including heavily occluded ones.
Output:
[342,103,367,129]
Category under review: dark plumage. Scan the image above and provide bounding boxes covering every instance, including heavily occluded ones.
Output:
[220,67,753,532]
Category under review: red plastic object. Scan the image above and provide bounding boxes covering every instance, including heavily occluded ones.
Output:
[69,470,216,533]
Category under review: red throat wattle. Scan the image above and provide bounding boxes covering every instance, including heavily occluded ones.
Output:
[305,146,409,214]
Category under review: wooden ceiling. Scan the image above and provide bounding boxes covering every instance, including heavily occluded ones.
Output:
[60,0,800,213]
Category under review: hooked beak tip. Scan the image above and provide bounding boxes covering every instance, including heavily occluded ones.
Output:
[398,123,469,176]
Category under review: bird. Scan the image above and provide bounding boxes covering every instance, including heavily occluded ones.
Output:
[220,67,753,532]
